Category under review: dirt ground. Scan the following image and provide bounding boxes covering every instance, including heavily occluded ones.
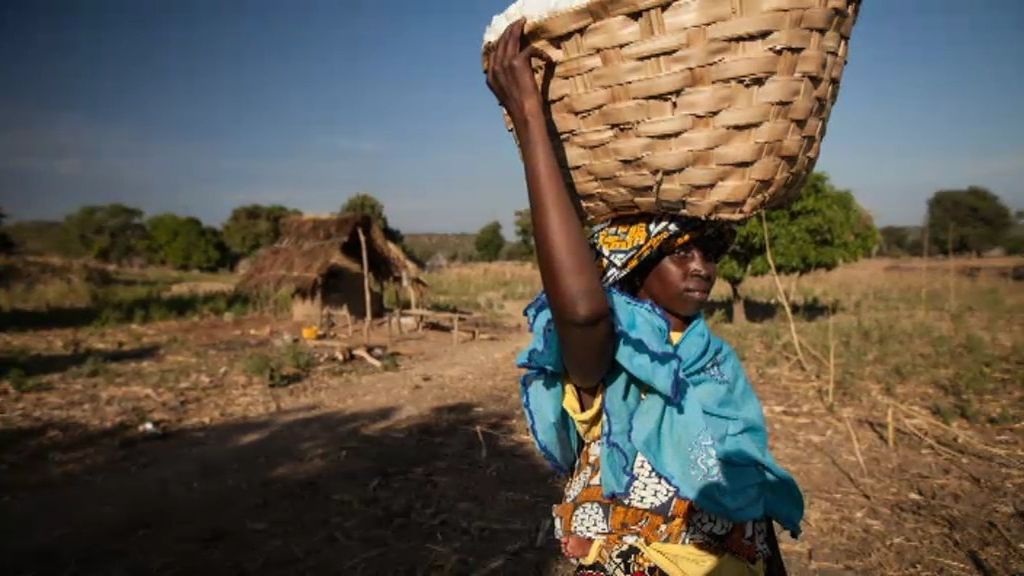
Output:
[2,306,1022,575]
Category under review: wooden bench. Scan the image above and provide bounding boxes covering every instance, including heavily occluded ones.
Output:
[395,308,478,344]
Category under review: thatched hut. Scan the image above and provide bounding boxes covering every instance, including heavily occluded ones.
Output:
[237,214,423,324]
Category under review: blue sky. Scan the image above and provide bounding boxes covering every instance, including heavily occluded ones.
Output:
[1,0,1022,233]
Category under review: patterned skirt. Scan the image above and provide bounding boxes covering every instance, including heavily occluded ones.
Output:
[557,439,769,575]
[572,544,667,576]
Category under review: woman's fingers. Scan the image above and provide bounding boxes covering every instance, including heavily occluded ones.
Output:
[496,20,512,63]
[494,21,511,67]
[509,19,527,60]
[499,18,525,66]
[493,20,519,92]
[485,17,545,114]
[486,44,506,96]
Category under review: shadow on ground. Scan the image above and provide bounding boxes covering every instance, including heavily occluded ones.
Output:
[0,404,563,575]
[0,345,161,378]
[706,298,832,323]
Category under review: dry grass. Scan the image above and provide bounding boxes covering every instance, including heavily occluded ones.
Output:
[713,258,1024,424]
[423,261,541,315]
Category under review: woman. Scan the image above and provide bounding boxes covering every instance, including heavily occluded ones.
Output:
[485,19,803,576]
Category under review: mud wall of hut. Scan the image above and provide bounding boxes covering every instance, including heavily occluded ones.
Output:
[291,268,383,324]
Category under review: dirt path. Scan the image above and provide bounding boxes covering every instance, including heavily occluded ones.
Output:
[2,319,1022,574]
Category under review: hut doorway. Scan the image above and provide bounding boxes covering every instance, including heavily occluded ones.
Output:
[322,267,382,320]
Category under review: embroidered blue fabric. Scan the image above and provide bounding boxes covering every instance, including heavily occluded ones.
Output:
[516,289,805,536]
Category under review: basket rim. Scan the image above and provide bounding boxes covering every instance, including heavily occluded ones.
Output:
[484,0,676,49]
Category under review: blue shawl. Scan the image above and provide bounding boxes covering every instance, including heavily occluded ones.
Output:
[516,288,805,536]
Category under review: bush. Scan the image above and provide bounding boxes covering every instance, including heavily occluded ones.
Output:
[6,368,38,393]
[282,343,315,373]
[241,343,315,388]
[76,355,108,378]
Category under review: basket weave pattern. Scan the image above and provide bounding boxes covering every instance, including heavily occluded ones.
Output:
[486,0,860,222]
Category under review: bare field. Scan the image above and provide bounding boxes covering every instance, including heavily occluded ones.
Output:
[1,258,1022,574]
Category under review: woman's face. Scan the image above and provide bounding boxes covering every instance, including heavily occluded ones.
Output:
[637,240,719,321]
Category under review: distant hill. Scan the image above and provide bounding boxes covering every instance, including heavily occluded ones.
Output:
[403,233,477,263]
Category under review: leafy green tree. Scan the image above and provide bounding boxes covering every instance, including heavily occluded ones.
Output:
[926,187,1012,255]
[342,193,386,225]
[475,221,505,262]
[513,208,534,256]
[146,214,227,271]
[341,193,403,244]
[221,204,299,258]
[63,204,149,263]
[719,172,878,322]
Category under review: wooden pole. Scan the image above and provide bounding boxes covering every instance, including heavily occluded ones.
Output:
[827,309,836,405]
[761,212,810,374]
[886,405,895,449]
[356,227,372,343]
[408,284,418,311]
[452,314,460,346]
[843,415,868,477]
[920,221,929,319]
[947,222,955,312]
[386,288,394,346]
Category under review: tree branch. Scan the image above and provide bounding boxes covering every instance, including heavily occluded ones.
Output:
[760,211,811,374]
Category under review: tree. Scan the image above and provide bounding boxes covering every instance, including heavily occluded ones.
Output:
[719,172,878,322]
[513,208,534,257]
[878,226,923,257]
[63,204,149,264]
[146,214,228,271]
[926,187,1012,255]
[475,221,505,262]
[0,209,14,254]
[341,193,403,244]
[222,204,299,259]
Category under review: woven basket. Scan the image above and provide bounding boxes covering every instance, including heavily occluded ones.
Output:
[483,0,861,223]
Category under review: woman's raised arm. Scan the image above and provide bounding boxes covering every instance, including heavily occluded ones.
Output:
[486,19,613,390]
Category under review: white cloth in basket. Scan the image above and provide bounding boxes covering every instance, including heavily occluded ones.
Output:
[483,0,590,45]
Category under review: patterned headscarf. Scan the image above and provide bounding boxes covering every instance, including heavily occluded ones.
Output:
[590,217,735,287]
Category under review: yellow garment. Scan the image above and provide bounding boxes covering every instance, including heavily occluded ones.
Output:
[561,332,764,576]
[562,383,603,442]
[640,541,765,576]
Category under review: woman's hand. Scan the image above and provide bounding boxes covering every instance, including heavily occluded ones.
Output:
[485,19,547,127]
